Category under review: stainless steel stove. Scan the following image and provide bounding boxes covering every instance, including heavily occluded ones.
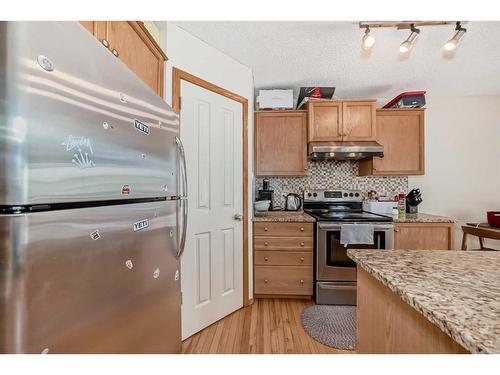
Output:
[303,189,394,305]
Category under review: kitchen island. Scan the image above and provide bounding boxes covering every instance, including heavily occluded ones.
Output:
[347,249,500,354]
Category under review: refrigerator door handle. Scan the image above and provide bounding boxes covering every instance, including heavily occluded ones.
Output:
[175,136,188,258]
[177,198,188,258]
[175,136,188,198]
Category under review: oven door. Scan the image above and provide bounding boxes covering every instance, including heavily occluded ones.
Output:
[316,222,394,282]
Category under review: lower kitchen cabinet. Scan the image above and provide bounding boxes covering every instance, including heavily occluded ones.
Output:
[253,222,313,297]
[394,222,455,250]
[359,109,425,176]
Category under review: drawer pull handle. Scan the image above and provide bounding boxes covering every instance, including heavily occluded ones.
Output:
[264,242,269,246]
[264,227,268,231]
[300,257,305,262]
[300,279,304,284]
[300,242,305,246]
[300,227,304,232]
[264,257,269,262]
[264,279,268,283]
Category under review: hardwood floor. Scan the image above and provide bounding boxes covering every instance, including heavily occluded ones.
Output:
[181,298,353,354]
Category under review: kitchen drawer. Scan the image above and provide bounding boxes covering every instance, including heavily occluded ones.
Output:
[254,237,312,251]
[253,222,313,237]
[254,251,312,266]
[254,266,313,295]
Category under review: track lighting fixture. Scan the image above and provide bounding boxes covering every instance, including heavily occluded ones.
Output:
[361,26,375,50]
[444,22,467,51]
[399,24,420,54]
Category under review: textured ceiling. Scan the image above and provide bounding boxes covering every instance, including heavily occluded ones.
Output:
[173,21,500,102]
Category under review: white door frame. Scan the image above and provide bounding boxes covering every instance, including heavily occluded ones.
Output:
[172,67,250,308]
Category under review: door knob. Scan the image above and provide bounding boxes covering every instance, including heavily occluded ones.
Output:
[300,279,304,284]
[233,214,243,221]
[300,257,305,262]
[300,242,305,246]
[264,257,269,261]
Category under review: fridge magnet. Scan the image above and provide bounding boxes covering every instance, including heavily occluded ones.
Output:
[125,260,134,270]
[153,268,160,279]
[133,218,149,232]
[90,230,100,241]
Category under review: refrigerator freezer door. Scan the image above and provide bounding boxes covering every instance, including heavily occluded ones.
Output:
[0,22,179,205]
[0,201,181,353]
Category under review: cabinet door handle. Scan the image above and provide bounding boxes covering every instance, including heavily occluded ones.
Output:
[101,39,109,48]
[264,257,269,262]
[264,242,269,246]
[300,227,304,232]
[300,257,305,262]
[264,227,268,232]
[264,279,269,284]
[112,49,119,57]
[300,279,304,284]
[300,242,305,247]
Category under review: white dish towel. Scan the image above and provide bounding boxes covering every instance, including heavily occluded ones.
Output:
[340,224,374,247]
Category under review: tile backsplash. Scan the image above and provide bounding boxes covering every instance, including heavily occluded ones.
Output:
[255,160,408,209]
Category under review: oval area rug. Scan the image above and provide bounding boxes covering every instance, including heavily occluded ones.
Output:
[301,305,356,350]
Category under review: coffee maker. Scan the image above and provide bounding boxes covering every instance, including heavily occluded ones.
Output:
[257,178,274,211]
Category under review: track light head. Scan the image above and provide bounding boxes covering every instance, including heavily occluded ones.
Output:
[399,24,420,54]
[361,27,375,50]
[444,22,467,51]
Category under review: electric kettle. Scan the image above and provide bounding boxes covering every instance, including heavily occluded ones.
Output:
[284,193,302,211]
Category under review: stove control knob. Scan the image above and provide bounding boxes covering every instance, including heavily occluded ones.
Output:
[355,192,360,197]
[349,193,354,197]
[313,193,317,197]
[343,193,348,197]
[307,193,312,197]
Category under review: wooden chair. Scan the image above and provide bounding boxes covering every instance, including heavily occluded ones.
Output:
[461,224,500,251]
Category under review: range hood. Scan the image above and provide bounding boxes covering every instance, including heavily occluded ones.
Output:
[308,141,384,161]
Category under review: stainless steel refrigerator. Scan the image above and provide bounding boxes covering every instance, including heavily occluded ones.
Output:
[0,22,187,353]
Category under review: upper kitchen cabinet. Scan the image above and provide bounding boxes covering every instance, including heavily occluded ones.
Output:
[359,109,425,176]
[342,100,376,141]
[79,21,167,98]
[307,101,343,141]
[254,110,308,176]
[306,99,376,142]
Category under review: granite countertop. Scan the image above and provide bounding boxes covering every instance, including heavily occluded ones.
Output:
[252,210,316,223]
[347,249,500,354]
[394,213,455,223]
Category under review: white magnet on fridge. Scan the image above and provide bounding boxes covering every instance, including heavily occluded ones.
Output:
[174,269,179,281]
[125,260,134,270]
[153,268,160,279]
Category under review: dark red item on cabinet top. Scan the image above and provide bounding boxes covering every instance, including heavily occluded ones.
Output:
[383,91,426,109]
[487,211,500,228]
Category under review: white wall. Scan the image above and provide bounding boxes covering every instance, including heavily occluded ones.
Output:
[157,22,255,297]
[408,95,500,249]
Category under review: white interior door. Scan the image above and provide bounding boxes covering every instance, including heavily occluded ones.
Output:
[180,80,243,340]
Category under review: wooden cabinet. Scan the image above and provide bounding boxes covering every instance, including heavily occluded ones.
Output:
[359,109,425,176]
[394,223,455,250]
[254,111,307,176]
[79,21,167,98]
[306,99,376,142]
[253,222,313,297]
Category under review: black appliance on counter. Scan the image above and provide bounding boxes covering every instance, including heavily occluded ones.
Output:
[256,178,274,211]
[406,188,423,214]
[304,189,394,305]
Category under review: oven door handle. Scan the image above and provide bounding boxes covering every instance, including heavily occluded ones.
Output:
[318,222,394,231]
[319,284,357,290]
